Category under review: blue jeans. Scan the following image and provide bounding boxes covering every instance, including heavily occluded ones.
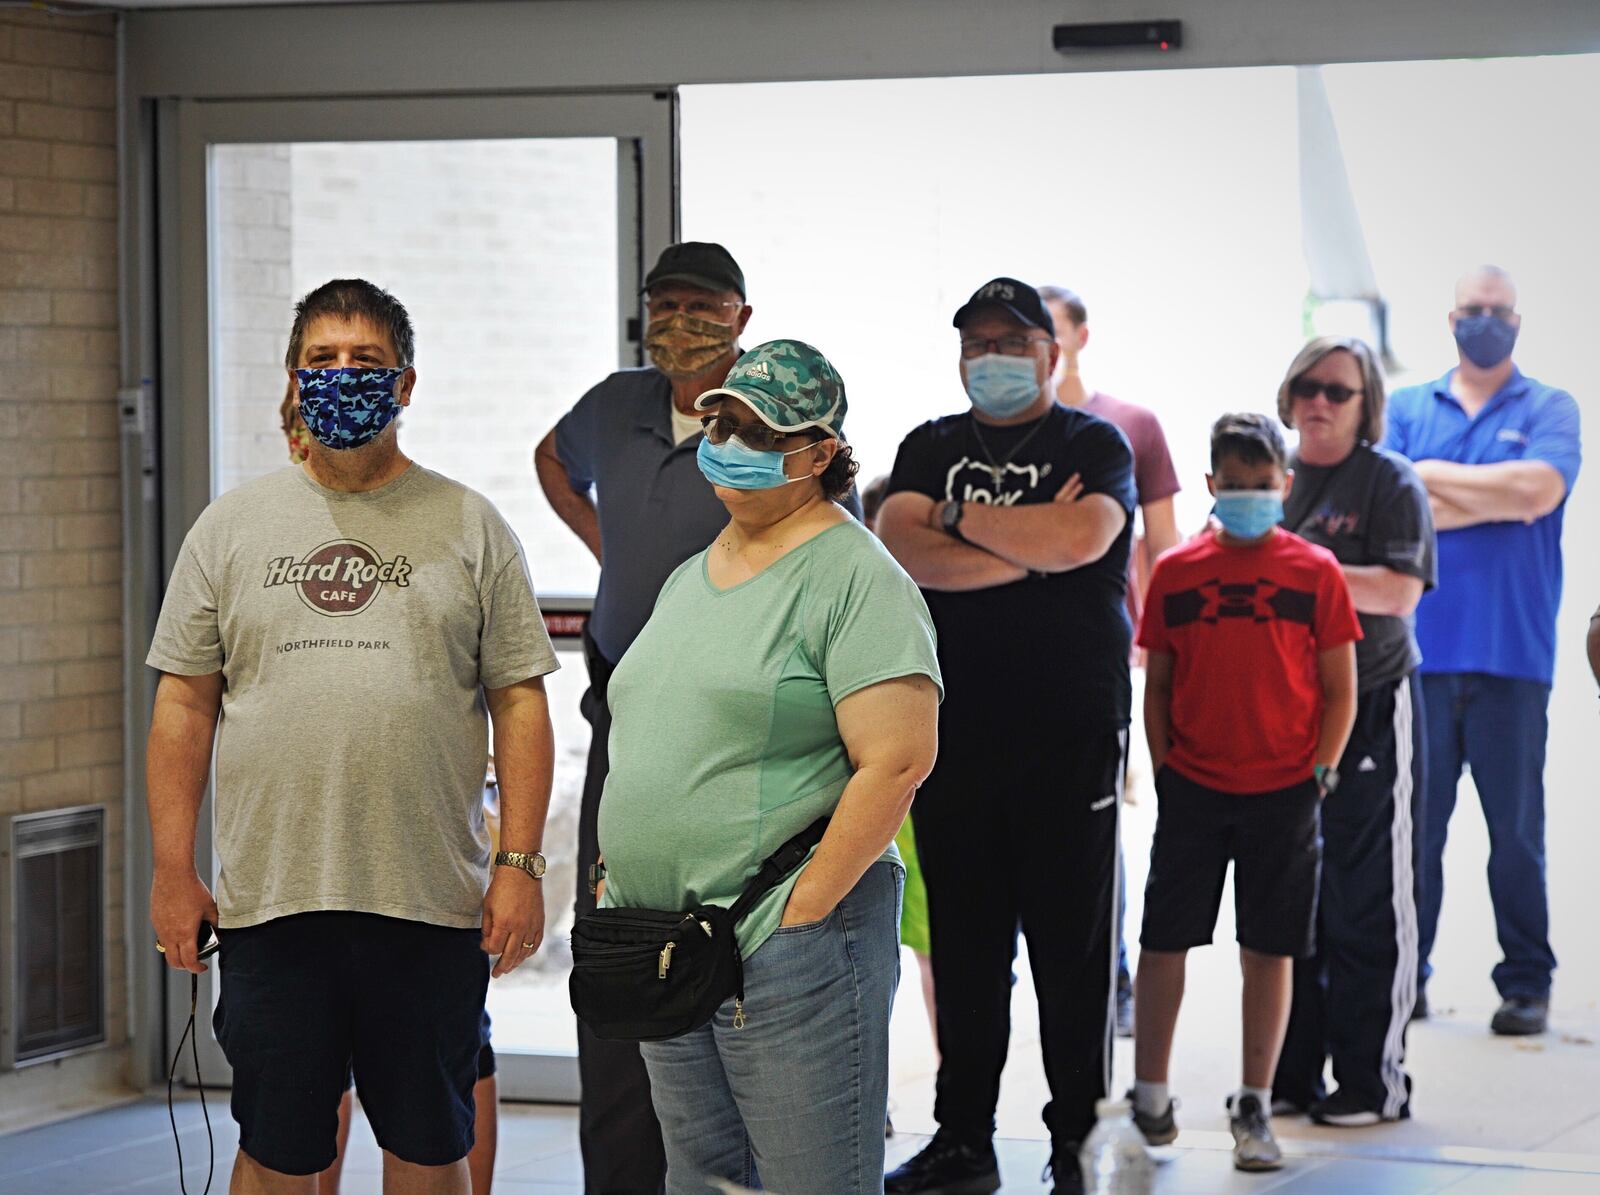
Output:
[641,861,903,1195]
[1418,672,1556,999]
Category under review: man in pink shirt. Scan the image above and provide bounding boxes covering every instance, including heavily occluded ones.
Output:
[1041,285,1183,1036]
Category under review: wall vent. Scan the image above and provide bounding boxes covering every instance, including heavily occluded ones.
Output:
[2,805,107,1069]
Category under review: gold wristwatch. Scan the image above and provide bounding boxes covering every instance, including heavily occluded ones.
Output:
[495,850,547,879]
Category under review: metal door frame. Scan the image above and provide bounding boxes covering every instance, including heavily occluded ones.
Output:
[127,89,678,1103]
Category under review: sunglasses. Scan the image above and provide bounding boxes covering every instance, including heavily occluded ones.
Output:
[1289,378,1363,405]
[1455,304,1515,320]
[700,413,811,452]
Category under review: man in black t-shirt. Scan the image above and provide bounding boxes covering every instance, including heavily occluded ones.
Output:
[879,279,1136,1195]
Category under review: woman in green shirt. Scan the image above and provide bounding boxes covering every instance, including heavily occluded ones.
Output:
[597,341,942,1195]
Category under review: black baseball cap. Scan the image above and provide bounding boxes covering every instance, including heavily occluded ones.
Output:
[951,277,1055,336]
[643,242,746,299]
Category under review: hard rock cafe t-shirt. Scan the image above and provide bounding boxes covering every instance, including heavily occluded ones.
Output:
[147,464,558,930]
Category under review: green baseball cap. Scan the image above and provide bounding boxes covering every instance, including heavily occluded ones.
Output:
[695,339,847,437]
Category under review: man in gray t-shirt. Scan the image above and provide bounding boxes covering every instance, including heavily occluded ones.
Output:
[147,279,558,1188]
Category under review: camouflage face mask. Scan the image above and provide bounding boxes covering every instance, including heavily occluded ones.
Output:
[294,367,406,450]
[286,420,313,464]
[644,311,737,378]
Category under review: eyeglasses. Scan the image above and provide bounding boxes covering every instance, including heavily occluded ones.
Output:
[1455,304,1515,320]
[646,296,743,319]
[1289,378,1363,405]
[959,334,1050,359]
[700,413,810,452]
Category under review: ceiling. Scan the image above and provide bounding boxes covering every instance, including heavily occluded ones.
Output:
[69,0,434,8]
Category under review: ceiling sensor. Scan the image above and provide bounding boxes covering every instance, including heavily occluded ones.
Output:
[1052,20,1183,54]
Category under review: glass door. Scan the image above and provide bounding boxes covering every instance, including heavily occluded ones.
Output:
[154,91,676,1102]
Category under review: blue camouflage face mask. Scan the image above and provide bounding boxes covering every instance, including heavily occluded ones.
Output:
[1453,314,1518,369]
[696,434,816,490]
[963,354,1042,419]
[1213,491,1284,541]
[294,367,406,450]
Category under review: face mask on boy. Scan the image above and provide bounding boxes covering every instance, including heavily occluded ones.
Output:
[1212,491,1283,541]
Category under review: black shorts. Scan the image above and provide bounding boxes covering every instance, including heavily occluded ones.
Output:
[343,1009,494,1093]
[214,911,489,1175]
[1139,765,1322,958]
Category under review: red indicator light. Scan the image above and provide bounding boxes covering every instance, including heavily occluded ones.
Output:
[1159,40,1170,50]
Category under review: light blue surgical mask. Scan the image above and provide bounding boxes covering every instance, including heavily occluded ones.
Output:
[696,434,817,490]
[963,354,1042,419]
[1213,490,1284,541]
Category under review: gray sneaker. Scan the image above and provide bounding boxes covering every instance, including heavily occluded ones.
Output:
[1228,1094,1283,1172]
[1125,1088,1178,1146]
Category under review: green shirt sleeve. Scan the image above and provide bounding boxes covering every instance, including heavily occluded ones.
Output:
[809,531,944,707]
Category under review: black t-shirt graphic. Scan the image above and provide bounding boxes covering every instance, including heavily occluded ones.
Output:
[887,406,1137,736]
[1284,443,1436,692]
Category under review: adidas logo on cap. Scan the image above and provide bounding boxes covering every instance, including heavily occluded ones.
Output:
[746,360,772,381]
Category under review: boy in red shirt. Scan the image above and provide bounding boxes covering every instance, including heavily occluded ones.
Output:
[1130,414,1359,1172]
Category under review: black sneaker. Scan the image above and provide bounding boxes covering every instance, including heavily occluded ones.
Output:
[1410,987,1429,1022]
[1309,1087,1409,1127]
[1490,996,1548,1036]
[1043,1145,1086,1195]
[884,1132,1000,1195]
[1115,971,1135,1038]
[1125,1088,1178,1146]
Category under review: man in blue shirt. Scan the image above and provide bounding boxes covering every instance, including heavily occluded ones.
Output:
[535,242,752,1194]
[1383,266,1581,1037]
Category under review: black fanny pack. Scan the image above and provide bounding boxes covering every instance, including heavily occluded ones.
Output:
[569,818,828,1042]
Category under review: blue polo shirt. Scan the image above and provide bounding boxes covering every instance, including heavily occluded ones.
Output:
[1383,367,1581,685]
[555,368,729,663]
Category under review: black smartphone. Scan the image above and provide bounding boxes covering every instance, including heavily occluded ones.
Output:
[157,920,221,960]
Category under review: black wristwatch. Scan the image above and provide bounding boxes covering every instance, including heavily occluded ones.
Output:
[939,499,967,541]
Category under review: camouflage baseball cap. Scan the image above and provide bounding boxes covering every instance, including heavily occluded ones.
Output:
[694,339,847,437]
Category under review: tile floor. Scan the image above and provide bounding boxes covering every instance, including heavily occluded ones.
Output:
[3,1095,1599,1194]
[5,753,1597,1191]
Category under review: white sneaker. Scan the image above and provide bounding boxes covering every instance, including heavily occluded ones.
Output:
[1228,1094,1283,1172]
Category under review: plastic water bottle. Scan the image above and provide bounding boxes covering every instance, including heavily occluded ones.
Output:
[1078,1097,1155,1194]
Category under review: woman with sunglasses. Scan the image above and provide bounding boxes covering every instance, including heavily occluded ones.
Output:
[1271,336,1437,1128]
[595,339,942,1194]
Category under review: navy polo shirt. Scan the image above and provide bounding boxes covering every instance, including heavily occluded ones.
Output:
[555,368,728,663]
[1383,367,1581,686]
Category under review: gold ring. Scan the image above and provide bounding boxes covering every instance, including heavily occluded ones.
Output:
[155,942,166,953]
[521,941,536,949]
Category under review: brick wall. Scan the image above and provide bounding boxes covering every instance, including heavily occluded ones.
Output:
[0,8,131,1127]
[213,144,293,494]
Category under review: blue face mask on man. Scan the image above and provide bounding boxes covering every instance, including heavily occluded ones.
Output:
[1453,314,1519,369]
[963,354,1042,419]
[294,366,406,450]
[1213,491,1284,541]
[696,433,819,490]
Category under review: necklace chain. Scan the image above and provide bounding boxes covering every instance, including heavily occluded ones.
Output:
[969,411,1051,485]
